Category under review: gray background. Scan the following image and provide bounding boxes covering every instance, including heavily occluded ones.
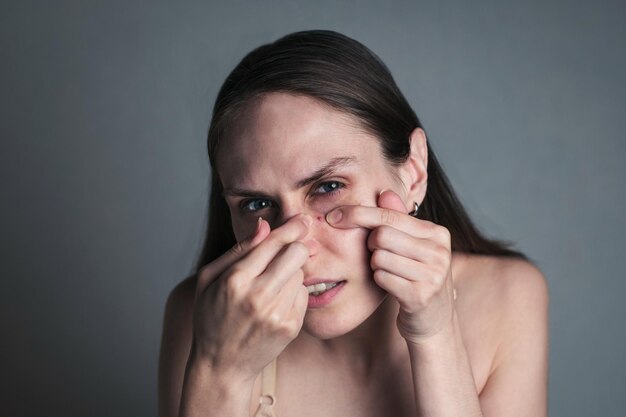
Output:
[2,0,625,416]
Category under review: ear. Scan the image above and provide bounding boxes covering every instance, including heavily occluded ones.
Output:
[397,127,428,211]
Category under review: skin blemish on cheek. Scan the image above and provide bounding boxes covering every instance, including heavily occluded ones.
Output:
[316,215,324,222]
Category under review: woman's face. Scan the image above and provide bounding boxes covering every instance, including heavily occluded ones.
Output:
[217,93,409,339]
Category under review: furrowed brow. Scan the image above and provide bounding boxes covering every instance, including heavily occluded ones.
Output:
[222,156,356,197]
[294,156,356,188]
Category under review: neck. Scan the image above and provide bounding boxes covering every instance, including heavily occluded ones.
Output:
[292,294,407,377]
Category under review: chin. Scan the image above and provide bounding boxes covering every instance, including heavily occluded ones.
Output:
[301,316,354,340]
[301,287,388,340]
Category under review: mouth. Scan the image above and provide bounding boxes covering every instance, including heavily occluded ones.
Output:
[305,280,346,309]
[306,281,340,296]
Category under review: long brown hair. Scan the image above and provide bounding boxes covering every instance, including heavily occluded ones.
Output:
[193,30,526,274]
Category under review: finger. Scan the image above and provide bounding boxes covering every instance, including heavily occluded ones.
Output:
[228,214,311,280]
[284,284,308,334]
[370,248,439,283]
[269,268,306,321]
[255,241,309,294]
[197,217,270,292]
[377,189,407,213]
[326,204,439,239]
[324,188,406,230]
[259,271,307,341]
[367,225,444,262]
[372,268,413,299]
[370,245,450,286]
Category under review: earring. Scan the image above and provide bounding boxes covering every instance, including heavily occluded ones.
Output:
[408,201,419,217]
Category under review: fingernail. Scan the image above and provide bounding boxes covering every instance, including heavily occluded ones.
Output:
[250,217,262,238]
[326,208,343,225]
[378,189,390,197]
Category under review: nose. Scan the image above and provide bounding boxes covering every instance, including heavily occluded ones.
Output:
[274,209,322,258]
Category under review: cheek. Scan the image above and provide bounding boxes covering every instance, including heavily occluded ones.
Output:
[314,218,371,263]
[310,199,343,218]
[312,199,372,258]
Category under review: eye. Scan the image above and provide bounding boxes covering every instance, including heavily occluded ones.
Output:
[312,180,345,196]
[239,198,274,213]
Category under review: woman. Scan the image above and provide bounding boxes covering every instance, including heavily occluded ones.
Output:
[159,30,549,417]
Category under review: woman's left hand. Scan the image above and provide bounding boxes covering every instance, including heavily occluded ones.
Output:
[325,190,456,344]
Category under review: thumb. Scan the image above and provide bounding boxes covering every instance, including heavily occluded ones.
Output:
[233,217,271,254]
[377,189,409,213]
[197,218,270,292]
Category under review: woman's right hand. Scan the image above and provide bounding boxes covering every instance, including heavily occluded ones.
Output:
[189,214,311,383]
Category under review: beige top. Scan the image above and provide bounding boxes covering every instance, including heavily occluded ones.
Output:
[254,358,277,417]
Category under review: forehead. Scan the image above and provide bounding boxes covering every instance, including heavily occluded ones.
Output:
[216,93,386,188]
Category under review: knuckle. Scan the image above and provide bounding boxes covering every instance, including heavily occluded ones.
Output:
[225,272,246,298]
[243,294,264,316]
[286,321,301,339]
[380,209,397,226]
[437,226,451,244]
[427,265,446,285]
[433,244,450,264]
[423,220,438,235]
[266,311,282,329]
[277,320,296,339]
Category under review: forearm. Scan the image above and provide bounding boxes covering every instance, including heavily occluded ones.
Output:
[407,311,483,417]
[179,350,255,417]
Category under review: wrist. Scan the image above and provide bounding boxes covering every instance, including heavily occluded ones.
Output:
[404,310,459,352]
[180,348,257,417]
[187,344,257,389]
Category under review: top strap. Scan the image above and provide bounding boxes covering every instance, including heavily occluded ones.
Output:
[254,358,277,417]
[261,357,277,398]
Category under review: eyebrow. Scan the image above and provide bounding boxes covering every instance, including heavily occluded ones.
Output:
[222,156,357,197]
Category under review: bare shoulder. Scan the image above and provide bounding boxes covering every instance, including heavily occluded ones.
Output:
[478,255,549,365]
[158,275,197,417]
[453,253,549,413]
[454,252,549,316]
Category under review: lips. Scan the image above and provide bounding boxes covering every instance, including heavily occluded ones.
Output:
[303,278,342,287]
[306,282,339,295]
[303,278,344,296]
[306,280,346,309]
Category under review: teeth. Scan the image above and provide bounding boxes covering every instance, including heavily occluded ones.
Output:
[306,282,339,296]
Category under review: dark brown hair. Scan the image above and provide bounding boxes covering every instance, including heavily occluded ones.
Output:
[193,30,526,273]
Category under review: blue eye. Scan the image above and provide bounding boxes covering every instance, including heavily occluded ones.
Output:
[314,181,344,195]
[238,181,344,214]
[240,199,273,213]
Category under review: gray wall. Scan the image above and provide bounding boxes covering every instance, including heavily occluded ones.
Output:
[2,0,625,416]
